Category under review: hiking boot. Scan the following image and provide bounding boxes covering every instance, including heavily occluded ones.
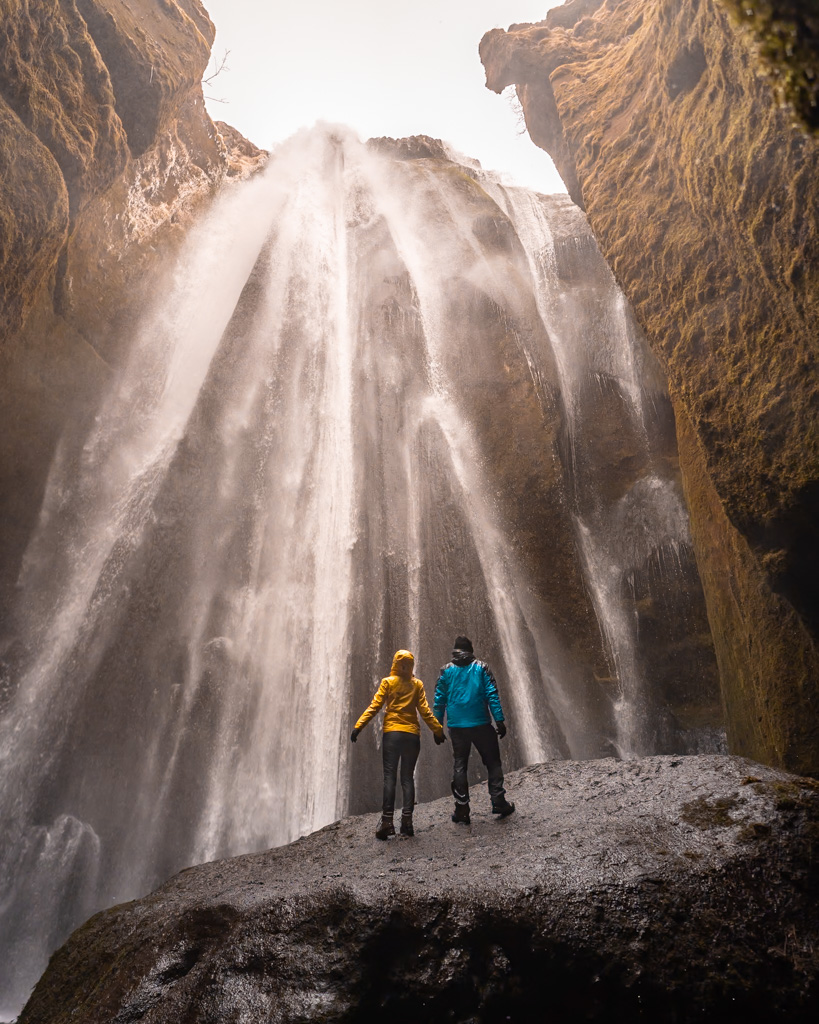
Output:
[451,803,471,825]
[375,815,395,840]
[491,798,516,818]
[400,813,414,837]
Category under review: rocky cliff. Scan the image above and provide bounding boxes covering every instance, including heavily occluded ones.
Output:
[0,0,264,627]
[481,0,819,775]
[18,755,819,1023]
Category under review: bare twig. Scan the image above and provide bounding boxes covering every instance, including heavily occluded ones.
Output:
[504,84,528,136]
[203,49,230,86]
[203,49,230,105]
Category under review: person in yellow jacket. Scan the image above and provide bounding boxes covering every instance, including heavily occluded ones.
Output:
[351,649,445,839]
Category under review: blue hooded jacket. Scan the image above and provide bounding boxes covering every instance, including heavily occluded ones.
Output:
[433,649,505,728]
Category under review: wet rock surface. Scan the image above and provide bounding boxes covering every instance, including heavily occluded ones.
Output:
[481,0,819,774]
[21,755,819,1023]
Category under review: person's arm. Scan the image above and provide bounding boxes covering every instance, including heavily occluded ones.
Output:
[416,680,445,736]
[353,679,389,733]
[432,668,448,726]
[482,663,505,723]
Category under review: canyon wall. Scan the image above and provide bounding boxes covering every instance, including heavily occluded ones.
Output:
[0,0,263,629]
[481,0,819,775]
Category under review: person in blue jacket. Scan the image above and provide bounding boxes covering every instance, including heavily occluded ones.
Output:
[433,635,515,824]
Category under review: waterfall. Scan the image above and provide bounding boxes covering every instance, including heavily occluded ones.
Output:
[0,126,721,1015]
[480,185,703,757]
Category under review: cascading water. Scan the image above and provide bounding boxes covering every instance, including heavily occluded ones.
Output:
[480,184,721,757]
[0,126,721,1015]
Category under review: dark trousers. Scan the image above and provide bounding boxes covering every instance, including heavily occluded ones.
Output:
[382,730,421,816]
[450,723,505,806]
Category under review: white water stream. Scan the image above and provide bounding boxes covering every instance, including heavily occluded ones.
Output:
[483,185,699,756]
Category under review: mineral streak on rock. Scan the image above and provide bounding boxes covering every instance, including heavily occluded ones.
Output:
[0,0,265,627]
[19,756,819,1023]
[480,0,819,775]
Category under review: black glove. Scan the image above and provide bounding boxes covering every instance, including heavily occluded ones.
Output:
[434,731,447,745]
[350,728,360,743]
[496,721,507,739]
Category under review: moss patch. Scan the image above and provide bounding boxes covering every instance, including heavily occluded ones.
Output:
[720,0,819,132]
[682,794,738,828]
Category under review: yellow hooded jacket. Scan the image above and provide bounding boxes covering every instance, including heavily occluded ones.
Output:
[355,650,443,737]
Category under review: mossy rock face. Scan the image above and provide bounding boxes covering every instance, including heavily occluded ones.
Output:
[0,0,266,628]
[0,0,130,219]
[481,0,819,775]
[0,98,69,341]
[18,756,819,1023]
[720,1,819,132]
[73,0,216,156]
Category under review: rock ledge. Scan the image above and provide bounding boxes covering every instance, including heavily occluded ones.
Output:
[21,755,819,1023]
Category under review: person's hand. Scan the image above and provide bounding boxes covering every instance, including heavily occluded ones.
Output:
[496,721,507,739]
[350,728,360,743]
[434,731,447,745]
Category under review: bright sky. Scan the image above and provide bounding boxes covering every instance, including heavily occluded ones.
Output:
[202,1,567,194]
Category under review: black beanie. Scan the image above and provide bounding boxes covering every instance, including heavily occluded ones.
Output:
[454,635,473,652]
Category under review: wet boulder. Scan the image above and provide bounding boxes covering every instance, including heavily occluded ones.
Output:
[20,755,819,1023]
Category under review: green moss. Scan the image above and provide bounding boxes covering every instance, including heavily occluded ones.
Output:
[682,795,738,828]
[736,821,773,842]
[768,778,819,811]
[439,162,496,203]
[721,0,819,131]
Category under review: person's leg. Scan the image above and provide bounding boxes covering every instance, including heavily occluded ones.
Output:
[449,727,472,822]
[398,733,421,815]
[398,733,421,834]
[377,732,399,838]
[472,723,512,812]
[382,731,400,814]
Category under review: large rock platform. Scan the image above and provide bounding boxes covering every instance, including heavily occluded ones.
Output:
[19,755,819,1022]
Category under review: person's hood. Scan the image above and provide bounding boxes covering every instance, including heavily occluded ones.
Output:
[452,649,475,666]
[391,650,415,677]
